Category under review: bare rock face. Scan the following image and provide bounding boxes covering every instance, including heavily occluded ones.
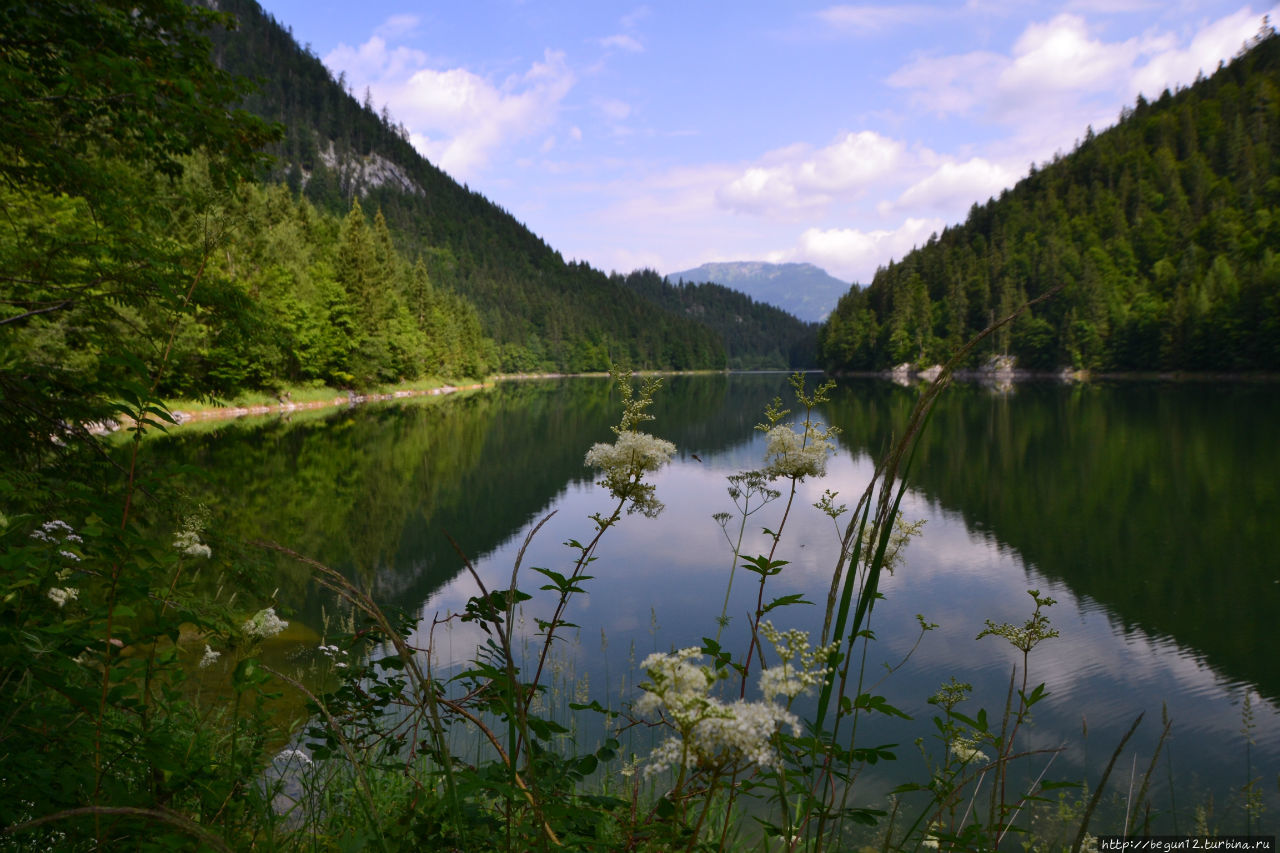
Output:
[983,354,1015,377]
[917,364,943,383]
[888,362,913,386]
[296,140,426,198]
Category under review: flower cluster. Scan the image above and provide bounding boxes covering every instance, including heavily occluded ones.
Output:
[275,747,313,767]
[318,643,348,669]
[757,621,839,704]
[29,519,82,545]
[47,587,78,608]
[198,644,221,668]
[243,607,289,640]
[636,647,800,776]
[761,422,834,481]
[949,734,989,765]
[976,589,1059,653]
[173,506,212,559]
[584,430,676,517]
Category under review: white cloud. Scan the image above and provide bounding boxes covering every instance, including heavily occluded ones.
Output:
[886,51,1006,115]
[324,36,431,91]
[891,9,1268,127]
[599,33,644,52]
[717,131,909,217]
[374,14,420,39]
[816,4,943,33]
[1064,0,1161,11]
[621,6,651,29]
[596,98,633,121]
[773,217,945,283]
[1000,15,1140,100]
[1129,8,1264,100]
[888,157,1018,216]
[326,28,575,180]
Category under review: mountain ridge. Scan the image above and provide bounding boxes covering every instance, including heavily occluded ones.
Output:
[665,261,849,323]
[208,0,728,373]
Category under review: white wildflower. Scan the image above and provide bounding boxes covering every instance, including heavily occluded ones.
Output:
[58,549,80,562]
[758,622,838,703]
[635,647,720,723]
[198,644,221,668]
[758,667,810,703]
[762,423,834,480]
[585,430,676,516]
[47,587,78,608]
[275,748,313,766]
[585,429,675,474]
[243,607,289,639]
[173,530,211,559]
[637,647,799,775]
[31,519,78,544]
[174,506,212,558]
[949,734,989,765]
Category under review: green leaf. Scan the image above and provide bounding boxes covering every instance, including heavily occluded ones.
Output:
[762,593,812,613]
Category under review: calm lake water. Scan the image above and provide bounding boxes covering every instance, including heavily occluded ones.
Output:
[144,373,1280,835]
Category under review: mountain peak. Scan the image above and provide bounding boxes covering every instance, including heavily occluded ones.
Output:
[665,261,849,323]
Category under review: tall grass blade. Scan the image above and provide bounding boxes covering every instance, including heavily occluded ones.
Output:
[1072,711,1145,853]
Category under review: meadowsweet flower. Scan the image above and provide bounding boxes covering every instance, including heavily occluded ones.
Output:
[199,644,221,668]
[174,532,211,559]
[58,550,80,562]
[275,747,313,766]
[585,430,676,516]
[761,422,834,480]
[949,734,989,765]
[243,607,289,639]
[31,519,79,544]
[637,647,800,775]
[758,622,839,703]
[174,506,212,558]
[47,587,78,608]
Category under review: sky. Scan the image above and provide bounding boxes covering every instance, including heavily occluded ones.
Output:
[255,0,1279,284]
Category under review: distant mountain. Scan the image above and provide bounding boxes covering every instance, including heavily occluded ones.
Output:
[665,262,850,323]
[820,27,1280,374]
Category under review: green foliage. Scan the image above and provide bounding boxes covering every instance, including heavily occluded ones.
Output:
[618,269,819,369]
[200,0,727,374]
[821,27,1280,373]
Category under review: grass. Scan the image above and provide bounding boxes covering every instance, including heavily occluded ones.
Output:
[162,376,491,416]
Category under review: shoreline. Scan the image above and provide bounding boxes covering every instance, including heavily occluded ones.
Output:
[114,364,1277,434]
[149,382,491,429]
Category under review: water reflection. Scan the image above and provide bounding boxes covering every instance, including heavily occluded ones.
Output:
[141,374,1279,831]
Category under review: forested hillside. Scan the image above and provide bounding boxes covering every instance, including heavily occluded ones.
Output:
[618,270,819,368]
[206,0,726,373]
[820,26,1280,373]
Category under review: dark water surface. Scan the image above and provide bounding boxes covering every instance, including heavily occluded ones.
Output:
[144,374,1280,834]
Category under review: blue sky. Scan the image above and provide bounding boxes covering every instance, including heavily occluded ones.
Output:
[256,0,1278,284]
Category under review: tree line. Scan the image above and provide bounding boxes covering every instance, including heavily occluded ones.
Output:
[821,24,1280,373]
[206,0,728,374]
[618,269,819,369]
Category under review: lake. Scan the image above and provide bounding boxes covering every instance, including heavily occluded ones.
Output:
[141,373,1280,837]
